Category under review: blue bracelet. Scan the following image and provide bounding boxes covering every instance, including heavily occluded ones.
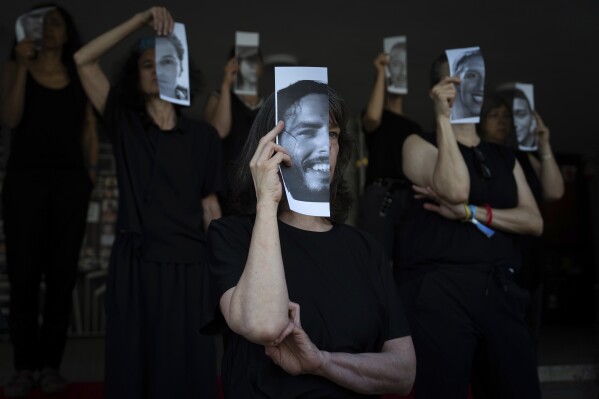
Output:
[467,204,495,238]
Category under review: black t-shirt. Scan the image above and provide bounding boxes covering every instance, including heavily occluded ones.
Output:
[222,91,262,171]
[204,215,410,399]
[7,73,87,171]
[101,89,224,262]
[401,132,521,270]
[363,110,421,185]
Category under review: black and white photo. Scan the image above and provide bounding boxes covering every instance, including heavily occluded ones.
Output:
[446,46,485,124]
[234,31,260,96]
[15,6,55,49]
[513,83,537,151]
[275,67,330,217]
[156,22,190,106]
[384,36,407,94]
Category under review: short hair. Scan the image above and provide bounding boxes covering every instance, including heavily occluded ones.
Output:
[429,53,448,88]
[477,89,519,149]
[277,80,328,122]
[228,83,354,223]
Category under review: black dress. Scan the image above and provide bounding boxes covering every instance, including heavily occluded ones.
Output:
[2,73,92,371]
[203,215,410,399]
[398,133,541,399]
[101,89,222,399]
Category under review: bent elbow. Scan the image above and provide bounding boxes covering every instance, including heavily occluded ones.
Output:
[73,50,85,67]
[396,369,416,396]
[440,187,469,205]
[231,317,288,346]
[532,217,544,237]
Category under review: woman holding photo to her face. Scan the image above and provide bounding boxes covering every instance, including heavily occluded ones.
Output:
[201,85,416,398]
[2,4,97,396]
[74,6,221,398]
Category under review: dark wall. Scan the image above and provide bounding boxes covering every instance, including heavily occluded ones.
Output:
[2,0,598,155]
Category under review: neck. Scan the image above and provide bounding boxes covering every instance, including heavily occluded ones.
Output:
[452,124,480,147]
[146,98,177,130]
[36,48,64,69]
[239,93,260,106]
[278,209,332,232]
[385,95,403,114]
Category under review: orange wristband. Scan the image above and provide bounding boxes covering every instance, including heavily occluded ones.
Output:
[483,203,492,226]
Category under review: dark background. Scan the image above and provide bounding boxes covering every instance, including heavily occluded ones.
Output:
[2,0,598,155]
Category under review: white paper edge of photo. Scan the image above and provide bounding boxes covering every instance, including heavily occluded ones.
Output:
[235,31,259,46]
[234,32,260,96]
[445,46,482,125]
[274,66,330,217]
[514,82,537,151]
[158,22,190,107]
[15,6,56,42]
[383,35,408,95]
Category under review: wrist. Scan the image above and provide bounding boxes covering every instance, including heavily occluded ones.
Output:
[309,350,330,377]
[256,200,279,217]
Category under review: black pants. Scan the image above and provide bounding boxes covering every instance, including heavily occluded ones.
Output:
[2,169,91,371]
[399,266,542,399]
[357,181,410,266]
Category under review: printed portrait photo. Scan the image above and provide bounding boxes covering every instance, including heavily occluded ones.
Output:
[446,46,485,124]
[15,6,55,48]
[156,22,190,106]
[513,83,537,151]
[384,36,408,95]
[275,67,330,217]
[234,31,261,96]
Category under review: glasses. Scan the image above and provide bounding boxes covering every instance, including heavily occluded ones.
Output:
[472,147,492,180]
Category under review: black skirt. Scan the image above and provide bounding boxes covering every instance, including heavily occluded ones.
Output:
[104,232,217,399]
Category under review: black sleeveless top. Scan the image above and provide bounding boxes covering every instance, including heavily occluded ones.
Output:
[401,132,521,270]
[6,73,87,172]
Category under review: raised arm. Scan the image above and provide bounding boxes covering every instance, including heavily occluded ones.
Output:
[73,7,173,115]
[218,122,292,345]
[1,39,36,128]
[81,103,99,185]
[528,112,564,201]
[402,76,470,203]
[362,53,387,133]
[203,57,238,139]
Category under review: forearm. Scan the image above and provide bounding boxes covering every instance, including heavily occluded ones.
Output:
[471,204,543,236]
[228,202,289,343]
[207,88,233,139]
[201,194,221,233]
[537,147,564,201]
[362,71,385,133]
[312,351,414,395]
[432,118,470,203]
[1,64,27,128]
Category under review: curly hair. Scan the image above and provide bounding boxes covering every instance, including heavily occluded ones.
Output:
[228,83,354,223]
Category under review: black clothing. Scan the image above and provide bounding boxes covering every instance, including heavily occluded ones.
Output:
[357,111,421,265]
[3,170,91,370]
[203,215,410,399]
[221,91,261,171]
[516,151,542,204]
[102,89,224,263]
[363,110,421,185]
[101,89,221,399]
[398,132,541,399]
[401,133,520,271]
[2,73,91,371]
[6,73,86,172]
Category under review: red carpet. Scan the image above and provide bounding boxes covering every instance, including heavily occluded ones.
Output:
[1,384,470,398]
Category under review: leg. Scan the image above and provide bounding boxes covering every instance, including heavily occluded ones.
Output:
[3,172,49,371]
[399,270,480,399]
[40,170,91,370]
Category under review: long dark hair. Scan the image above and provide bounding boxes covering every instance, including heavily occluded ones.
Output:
[228,86,354,223]
[10,3,82,85]
[113,37,203,111]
